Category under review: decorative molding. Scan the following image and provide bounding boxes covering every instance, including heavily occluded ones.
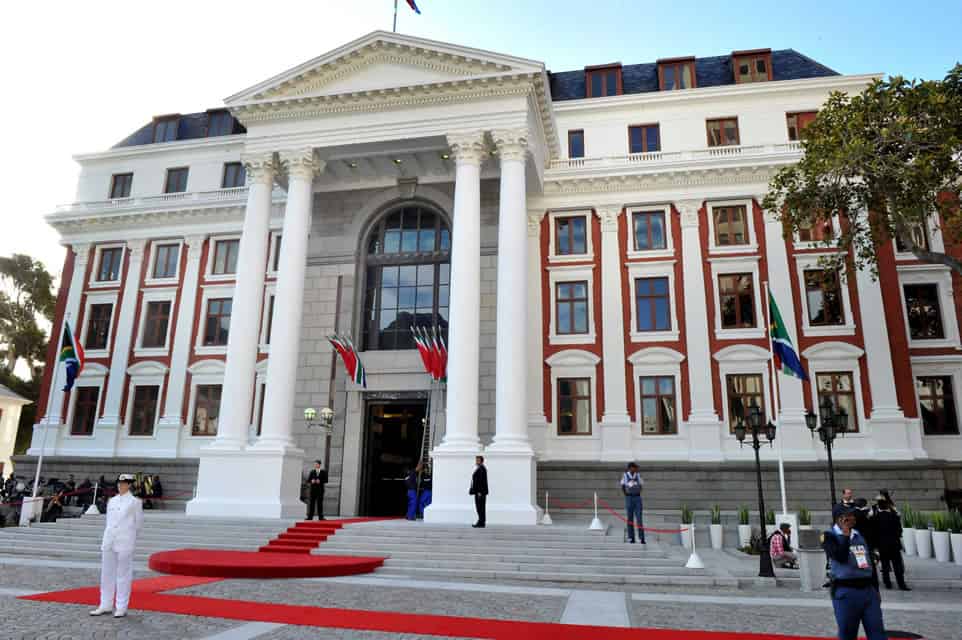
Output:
[492,128,529,163]
[242,153,279,185]
[712,343,771,362]
[545,165,780,196]
[675,200,703,228]
[71,243,92,266]
[627,346,686,366]
[126,238,148,258]
[545,349,601,368]
[279,149,324,181]
[446,131,486,166]
[184,234,207,259]
[593,204,622,232]
[802,341,865,361]
[527,209,545,236]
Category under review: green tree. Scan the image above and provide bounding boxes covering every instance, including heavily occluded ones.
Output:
[764,64,962,277]
[0,254,55,377]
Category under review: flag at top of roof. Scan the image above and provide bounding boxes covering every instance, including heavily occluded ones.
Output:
[406,0,421,14]
[769,292,808,381]
[60,322,85,392]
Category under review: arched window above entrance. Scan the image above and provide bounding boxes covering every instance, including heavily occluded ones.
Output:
[362,204,450,351]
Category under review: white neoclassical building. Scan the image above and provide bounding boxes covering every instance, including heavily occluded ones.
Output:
[24,32,962,521]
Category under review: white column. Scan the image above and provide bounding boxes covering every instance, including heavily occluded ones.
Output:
[211,154,277,450]
[29,243,90,456]
[95,238,147,454]
[676,200,723,461]
[485,128,538,525]
[525,209,549,455]
[596,204,633,461]
[760,201,815,461]
[157,233,206,451]
[425,130,485,524]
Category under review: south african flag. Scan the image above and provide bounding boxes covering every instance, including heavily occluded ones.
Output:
[60,322,85,391]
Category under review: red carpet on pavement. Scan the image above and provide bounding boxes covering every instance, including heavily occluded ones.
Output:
[22,577,834,640]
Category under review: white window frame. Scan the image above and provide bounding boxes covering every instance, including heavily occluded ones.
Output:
[88,243,126,288]
[186,359,225,439]
[144,239,183,285]
[546,349,600,441]
[547,210,593,264]
[893,215,944,260]
[709,255,765,340]
[79,291,119,359]
[205,234,242,282]
[794,253,855,337]
[195,284,235,355]
[628,347,686,438]
[898,265,960,349]
[627,260,679,343]
[258,284,277,353]
[626,204,673,260]
[714,344,772,436]
[802,341,869,437]
[65,363,108,439]
[793,214,841,250]
[135,287,178,357]
[706,199,757,254]
[547,264,596,346]
[910,355,962,439]
[266,231,282,277]
[122,361,168,439]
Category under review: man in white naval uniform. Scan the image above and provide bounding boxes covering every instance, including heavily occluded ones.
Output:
[90,474,144,618]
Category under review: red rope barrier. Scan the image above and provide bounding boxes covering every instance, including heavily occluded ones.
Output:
[542,494,690,534]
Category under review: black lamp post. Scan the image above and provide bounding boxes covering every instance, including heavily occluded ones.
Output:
[734,400,776,578]
[805,397,849,505]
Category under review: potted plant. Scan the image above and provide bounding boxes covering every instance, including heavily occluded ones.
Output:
[798,507,812,530]
[931,512,951,563]
[900,505,916,556]
[914,510,933,559]
[710,504,724,549]
[737,505,752,548]
[949,510,962,566]
[765,510,776,526]
[681,505,694,550]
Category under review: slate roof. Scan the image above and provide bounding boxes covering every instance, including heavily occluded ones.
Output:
[549,49,839,101]
[0,384,30,404]
[113,111,246,148]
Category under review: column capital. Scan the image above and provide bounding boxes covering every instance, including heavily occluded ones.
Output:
[241,153,279,185]
[527,209,545,236]
[279,149,323,182]
[126,238,148,258]
[446,131,487,166]
[184,234,207,259]
[70,243,92,265]
[594,204,623,232]
[492,128,529,163]
[676,199,703,228]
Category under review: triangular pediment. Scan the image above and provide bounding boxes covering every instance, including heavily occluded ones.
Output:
[226,31,545,105]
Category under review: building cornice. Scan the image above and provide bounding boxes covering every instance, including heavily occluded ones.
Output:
[73,134,246,162]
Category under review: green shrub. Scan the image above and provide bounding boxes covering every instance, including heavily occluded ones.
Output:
[681,505,693,524]
[931,512,949,532]
[948,510,962,534]
[765,509,776,525]
[711,505,722,525]
[798,507,812,526]
[900,504,914,529]
[738,505,750,525]
[914,511,931,530]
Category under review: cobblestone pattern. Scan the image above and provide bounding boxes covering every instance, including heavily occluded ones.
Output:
[259,627,470,640]
[0,563,111,591]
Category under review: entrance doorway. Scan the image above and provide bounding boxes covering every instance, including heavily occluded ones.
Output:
[359,400,427,516]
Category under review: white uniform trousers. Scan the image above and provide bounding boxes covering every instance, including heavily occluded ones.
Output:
[99,548,134,611]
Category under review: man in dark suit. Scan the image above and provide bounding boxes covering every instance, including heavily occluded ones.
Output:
[306,460,328,520]
[469,455,488,528]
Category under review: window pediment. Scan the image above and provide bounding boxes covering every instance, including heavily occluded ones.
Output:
[802,341,864,361]
[546,349,601,368]
[628,347,686,366]
[713,344,770,362]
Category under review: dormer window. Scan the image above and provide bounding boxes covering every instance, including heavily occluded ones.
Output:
[733,49,772,83]
[585,64,622,98]
[657,57,696,91]
[152,115,180,143]
[207,110,236,137]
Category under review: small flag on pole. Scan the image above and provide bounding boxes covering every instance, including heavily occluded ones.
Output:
[432,327,447,383]
[60,322,85,392]
[769,292,807,381]
[328,333,367,388]
[406,0,421,14]
[412,326,437,380]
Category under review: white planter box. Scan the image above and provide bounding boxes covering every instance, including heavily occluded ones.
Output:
[915,528,932,559]
[710,524,723,549]
[950,532,962,566]
[902,528,916,556]
[932,531,951,563]
[738,524,752,548]
[681,524,694,550]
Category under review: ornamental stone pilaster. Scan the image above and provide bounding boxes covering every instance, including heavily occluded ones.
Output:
[525,209,548,456]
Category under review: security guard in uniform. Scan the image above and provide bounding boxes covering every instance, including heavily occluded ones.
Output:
[90,474,143,618]
[822,503,886,640]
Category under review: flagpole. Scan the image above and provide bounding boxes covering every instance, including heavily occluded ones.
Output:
[393,0,398,32]
[763,282,789,515]
[31,313,69,509]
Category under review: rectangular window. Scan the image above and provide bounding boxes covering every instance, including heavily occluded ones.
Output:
[804,270,844,326]
[84,304,113,350]
[632,211,667,251]
[555,216,587,255]
[713,205,749,246]
[658,59,695,90]
[718,273,756,329]
[787,111,817,141]
[558,378,591,435]
[265,295,275,345]
[129,385,159,436]
[628,125,661,154]
[211,239,240,275]
[142,300,172,349]
[917,376,959,435]
[635,277,671,331]
[568,130,585,159]
[71,386,99,436]
[152,243,180,279]
[153,118,178,143]
[815,372,858,432]
[640,375,677,434]
[556,281,589,335]
[207,111,234,137]
[272,235,282,272]
[895,224,930,253]
[203,298,232,346]
[734,52,771,83]
[221,162,246,188]
[726,374,765,432]
[109,173,133,199]
[798,218,834,242]
[96,247,123,282]
[586,66,622,97]
[164,167,189,194]
[707,118,740,147]
[904,284,944,339]
[192,384,222,436]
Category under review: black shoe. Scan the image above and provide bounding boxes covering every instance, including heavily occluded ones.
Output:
[884,582,893,590]
[628,539,636,544]
[472,523,485,528]
[898,584,912,591]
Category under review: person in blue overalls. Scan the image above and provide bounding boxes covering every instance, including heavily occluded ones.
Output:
[620,462,645,544]
[822,503,887,640]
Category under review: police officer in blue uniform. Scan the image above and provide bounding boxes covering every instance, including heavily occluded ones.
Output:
[822,503,887,640]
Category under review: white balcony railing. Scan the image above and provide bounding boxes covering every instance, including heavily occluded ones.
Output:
[548,142,803,171]
[53,186,250,216]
